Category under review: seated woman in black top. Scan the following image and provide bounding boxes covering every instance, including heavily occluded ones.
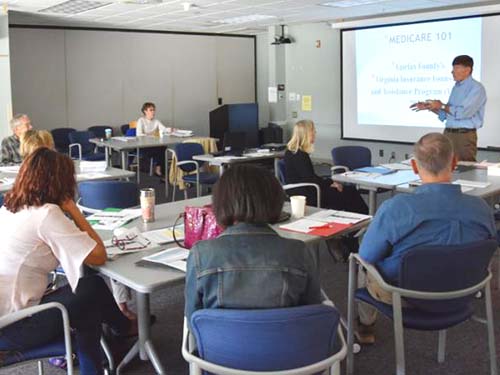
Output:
[284,119,368,214]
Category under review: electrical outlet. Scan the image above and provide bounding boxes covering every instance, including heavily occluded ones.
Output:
[379,149,384,157]
[391,151,396,159]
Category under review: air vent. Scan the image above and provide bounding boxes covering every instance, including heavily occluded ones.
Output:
[39,0,110,15]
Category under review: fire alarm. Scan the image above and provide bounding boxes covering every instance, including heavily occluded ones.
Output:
[315,40,321,48]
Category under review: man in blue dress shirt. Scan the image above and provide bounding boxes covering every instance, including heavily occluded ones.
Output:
[356,133,495,344]
[410,55,486,161]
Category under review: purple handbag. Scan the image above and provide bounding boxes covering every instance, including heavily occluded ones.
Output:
[174,205,223,249]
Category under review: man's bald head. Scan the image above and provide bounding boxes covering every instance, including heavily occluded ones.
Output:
[414,133,454,176]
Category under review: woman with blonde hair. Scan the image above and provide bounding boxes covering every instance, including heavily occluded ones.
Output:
[284,119,367,213]
[20,130,54,158]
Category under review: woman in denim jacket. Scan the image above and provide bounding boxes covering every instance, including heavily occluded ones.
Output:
[184,164,322,324]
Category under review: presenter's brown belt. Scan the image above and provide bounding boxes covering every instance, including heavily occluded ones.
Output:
[445,128,476,133]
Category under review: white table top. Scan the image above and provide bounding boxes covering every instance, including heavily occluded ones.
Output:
[331,166,500,200]
[94,196,369,293]
[0,164,135,193]
[193,150,284,166]
[91,135,208,151]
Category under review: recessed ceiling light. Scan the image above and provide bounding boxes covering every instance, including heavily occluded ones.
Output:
[212,14,276,25]
[39,0,110,14]
[320,0,387,8]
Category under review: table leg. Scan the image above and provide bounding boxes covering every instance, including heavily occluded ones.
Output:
[136,292,166,373]
[274,157,279,179]
[137,147,141,184]
[105,146,110,166]
[121,151,127,170]
[368,190,377,216]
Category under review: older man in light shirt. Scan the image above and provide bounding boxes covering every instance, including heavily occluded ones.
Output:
[410,55,486,161]
[1,114,33,165]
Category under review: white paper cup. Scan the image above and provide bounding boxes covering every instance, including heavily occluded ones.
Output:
[290,195,306,219]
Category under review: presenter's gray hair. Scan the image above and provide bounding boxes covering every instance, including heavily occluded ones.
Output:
[9,114,28,131]
[414,133,453,175]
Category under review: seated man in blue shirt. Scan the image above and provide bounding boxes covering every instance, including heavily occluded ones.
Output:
[356,132,496,344]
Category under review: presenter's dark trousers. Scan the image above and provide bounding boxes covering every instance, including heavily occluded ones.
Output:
[444,128,477,162]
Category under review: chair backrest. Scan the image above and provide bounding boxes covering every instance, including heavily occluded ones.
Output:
[121,124,130,135]
[0,194,3,207]
[190,304,340,372]
[51,128,76,153]
[175,143,205,173]
[78,181,139,210]
[331,146,371,170]
[277,159,286,185]
[68,131,96,156]
[125,128,136,137]
[88,126,111,139]
[399,239,497,313]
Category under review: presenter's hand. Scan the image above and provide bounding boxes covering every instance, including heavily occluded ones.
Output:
[410,101,430,111]
[426,100,443,111]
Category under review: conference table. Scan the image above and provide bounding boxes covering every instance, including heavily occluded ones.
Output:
[0,162,135,194]
[94,196,370,374]
[91,135,203,183]
[193,150,285,177]
[331,165,500,215]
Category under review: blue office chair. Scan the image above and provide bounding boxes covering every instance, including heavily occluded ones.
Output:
[68,131,105,161]
[170,143,218,201]
[0,194,3,207]
[51,128,76,154]
[182,304,346,375]
[124,128,154,176]
[0,302,74,375]
[346,239,498,375]
[121,124,130,135]
[88,125,112,139]
[77,180,139,214]
[331,146,372,171]
[277,159,320,208]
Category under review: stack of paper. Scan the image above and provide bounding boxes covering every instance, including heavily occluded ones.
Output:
[112,136,135,142]
[79,161,108,173]
[141,225,185,244]
[0,177,15,185]
[0,165,20,173]
[172,130,193,137]
[87,209,142,230]
[141,247,190,272]
[279,210,371,237]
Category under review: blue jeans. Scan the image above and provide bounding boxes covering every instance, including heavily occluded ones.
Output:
[0,275,130,375]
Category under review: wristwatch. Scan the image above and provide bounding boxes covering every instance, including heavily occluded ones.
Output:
[441,103,446,110]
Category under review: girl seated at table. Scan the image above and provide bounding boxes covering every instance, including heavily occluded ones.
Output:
[136,102,168,177]
[0,148,134,375]
[284,119,368,214]
[184,164,322,324]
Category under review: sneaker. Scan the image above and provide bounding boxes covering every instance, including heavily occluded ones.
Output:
[355,319,376,345]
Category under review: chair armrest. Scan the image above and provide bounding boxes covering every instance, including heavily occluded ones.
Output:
[331,165,349,174]
[283,183,321,208]
[177,160,199,171]
[0,302,74,374]
[69,143,82,160]
[76,198,101,215]
[350,253,491,300]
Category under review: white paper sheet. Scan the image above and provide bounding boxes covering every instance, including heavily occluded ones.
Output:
[141,225,185,244]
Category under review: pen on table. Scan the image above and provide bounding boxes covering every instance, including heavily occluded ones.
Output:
[309,223,336,229]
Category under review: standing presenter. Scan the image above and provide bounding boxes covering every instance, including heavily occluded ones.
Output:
[410,55,486,161]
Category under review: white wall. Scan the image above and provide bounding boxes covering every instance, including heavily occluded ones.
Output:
[9,28,255,136]
[257,7,500,164]
[0,11,12,139]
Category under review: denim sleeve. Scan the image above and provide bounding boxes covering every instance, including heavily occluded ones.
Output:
[301,246,322,305]
[359,202,393,264]
[447,84,486,121]
[184,250,203,326]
